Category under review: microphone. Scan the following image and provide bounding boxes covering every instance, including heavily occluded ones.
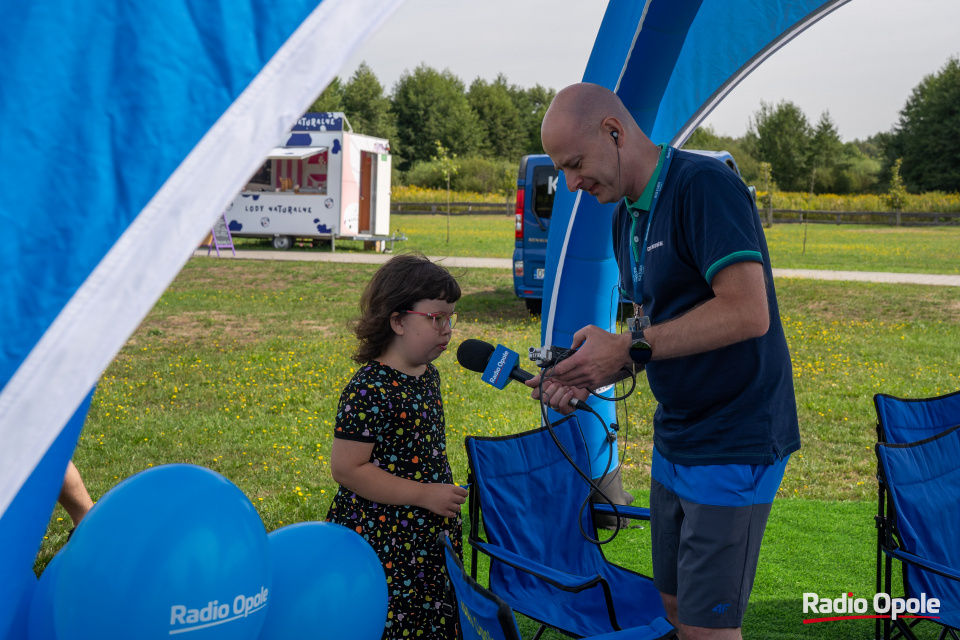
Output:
[457,339,589,411]
[457,339,532,385]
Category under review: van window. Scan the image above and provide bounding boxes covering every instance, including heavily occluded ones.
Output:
[532,166,559,219]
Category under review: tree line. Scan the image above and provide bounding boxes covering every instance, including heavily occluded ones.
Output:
[311,62,553,192]
[315,57,959,197]
[685,57,958,196]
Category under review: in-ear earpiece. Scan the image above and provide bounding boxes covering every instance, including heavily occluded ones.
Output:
[610,131,618,141]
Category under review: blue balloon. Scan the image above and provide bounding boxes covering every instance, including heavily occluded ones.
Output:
[29,553,61,640]
[259,522,387,640]
[1,564,37,640]
[53,464,270,640]
[0,388,95,639]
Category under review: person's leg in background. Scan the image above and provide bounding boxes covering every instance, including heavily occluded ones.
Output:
[59,460,94,527]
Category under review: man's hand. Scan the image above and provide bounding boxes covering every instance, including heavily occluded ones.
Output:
[546,325,633,389]
[419,483,468,519]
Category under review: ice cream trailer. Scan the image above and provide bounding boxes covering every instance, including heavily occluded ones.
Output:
[226,112,400,250]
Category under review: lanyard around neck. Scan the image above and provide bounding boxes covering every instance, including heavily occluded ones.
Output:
[628,144,673,306]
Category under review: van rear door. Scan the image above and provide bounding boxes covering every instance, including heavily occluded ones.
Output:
[521,158,557,288]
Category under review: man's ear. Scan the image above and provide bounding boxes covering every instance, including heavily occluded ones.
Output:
[601,117,623,143]
[389,312,404,336]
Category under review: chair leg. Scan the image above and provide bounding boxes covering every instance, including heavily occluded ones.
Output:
[890,617,922,640]
[532,624,547,640]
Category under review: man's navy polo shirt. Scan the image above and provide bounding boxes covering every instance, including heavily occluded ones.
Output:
[612,149,800,466]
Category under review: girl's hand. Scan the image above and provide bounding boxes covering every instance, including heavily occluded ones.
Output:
[420,483,468,518]
[526,378,588,416]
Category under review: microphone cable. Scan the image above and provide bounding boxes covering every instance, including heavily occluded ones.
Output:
[537,363,627,545]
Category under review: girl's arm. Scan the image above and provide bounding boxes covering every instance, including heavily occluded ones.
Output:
[330,438,467,519]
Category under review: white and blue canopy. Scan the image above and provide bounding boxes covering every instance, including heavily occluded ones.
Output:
[0,1,403,634]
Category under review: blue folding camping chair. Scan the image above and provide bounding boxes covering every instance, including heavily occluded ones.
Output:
[440,532,675,640]
[464,415,670,639]
[874,390,960,640]
[874,390,960,445]
[875,423,960,640]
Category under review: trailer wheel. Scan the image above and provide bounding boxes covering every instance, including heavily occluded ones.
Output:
[271,235,293,251]
[524,298,542,316]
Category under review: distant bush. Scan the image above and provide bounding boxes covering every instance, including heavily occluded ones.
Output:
[401,155,515,194]
[396,186,960,212]
[765,191,960,212]
[391,185,507,204]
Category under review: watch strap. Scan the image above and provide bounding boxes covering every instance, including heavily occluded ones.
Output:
[629,330,652,365]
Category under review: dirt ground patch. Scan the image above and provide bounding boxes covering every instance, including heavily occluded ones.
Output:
[179,260,319,292]
[134,311,264,344]
[294,320,339,338]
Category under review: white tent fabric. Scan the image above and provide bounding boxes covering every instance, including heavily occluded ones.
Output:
[0,1,404,634]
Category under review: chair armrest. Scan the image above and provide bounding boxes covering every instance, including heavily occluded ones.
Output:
[592,503,651,520]
[885,547,960,582]
[587,616,677,640]
[470,539,606,593]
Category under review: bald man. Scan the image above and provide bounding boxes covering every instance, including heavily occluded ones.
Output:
[528,83,799,640]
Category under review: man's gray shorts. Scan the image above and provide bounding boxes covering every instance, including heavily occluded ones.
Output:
[650,449,789,628]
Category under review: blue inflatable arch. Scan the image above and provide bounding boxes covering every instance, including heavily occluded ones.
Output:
[541,0,852,473]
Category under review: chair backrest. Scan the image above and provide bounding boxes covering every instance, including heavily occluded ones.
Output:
[875,390,960,444]
[876,424,960,605]
[440,532,521,640]
[465,416,609,584]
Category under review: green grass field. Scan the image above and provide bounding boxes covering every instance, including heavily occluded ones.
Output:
[38,228,960,638]
[257,213,960,276]
[765,224,960,274]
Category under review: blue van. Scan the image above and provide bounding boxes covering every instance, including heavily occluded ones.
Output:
[512,150,745,314]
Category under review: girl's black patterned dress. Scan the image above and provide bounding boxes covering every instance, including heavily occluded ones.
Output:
[326,361,462,639]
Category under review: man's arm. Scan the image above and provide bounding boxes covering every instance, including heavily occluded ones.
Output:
[536,261,769,392]
[645,259,769,359]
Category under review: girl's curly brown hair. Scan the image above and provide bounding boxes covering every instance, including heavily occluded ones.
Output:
[352,253,461,364]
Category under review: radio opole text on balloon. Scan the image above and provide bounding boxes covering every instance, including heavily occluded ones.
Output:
[169,586,269,631]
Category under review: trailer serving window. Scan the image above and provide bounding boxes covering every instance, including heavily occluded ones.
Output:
[246,161,272,191]
[267,147,329,194]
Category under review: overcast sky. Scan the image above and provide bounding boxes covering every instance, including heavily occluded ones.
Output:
[341,0,960,142]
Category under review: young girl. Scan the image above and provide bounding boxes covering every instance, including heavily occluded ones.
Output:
[326,253,467,639]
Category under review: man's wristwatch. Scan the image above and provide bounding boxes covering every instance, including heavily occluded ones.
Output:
[628,316,652,366]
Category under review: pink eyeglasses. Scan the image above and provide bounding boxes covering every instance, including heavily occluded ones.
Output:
[400,310,458,330]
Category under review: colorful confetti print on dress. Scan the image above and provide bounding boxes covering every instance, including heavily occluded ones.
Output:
[327,362,462,639]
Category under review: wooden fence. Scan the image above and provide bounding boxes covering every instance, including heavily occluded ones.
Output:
[391,201,512,216]
[766,209,960,226]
